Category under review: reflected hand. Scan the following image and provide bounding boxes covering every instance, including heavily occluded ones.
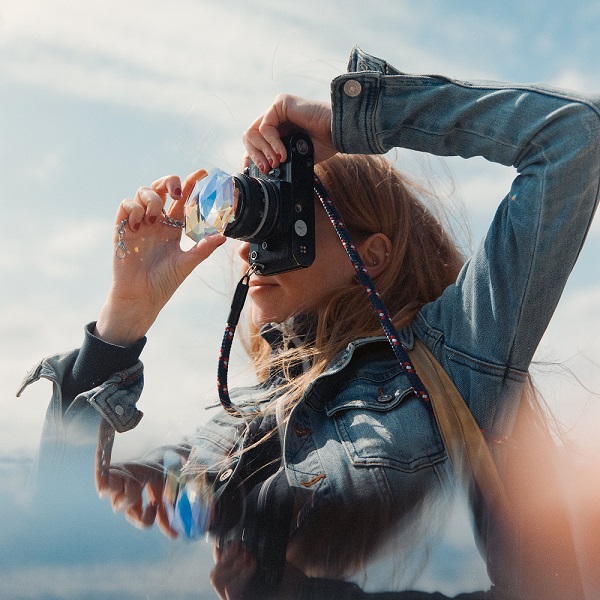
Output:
[95,420,177,538]
[210,542,257,600]
[96,169,226,346]
[242,94,335,173]
[97,460,178,539]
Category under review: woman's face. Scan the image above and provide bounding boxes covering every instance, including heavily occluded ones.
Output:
[238,201,356,328]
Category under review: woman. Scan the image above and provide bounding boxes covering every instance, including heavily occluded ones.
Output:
[22,47,599,599]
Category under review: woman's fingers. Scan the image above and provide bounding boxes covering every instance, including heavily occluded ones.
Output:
[243,93,335,170]
[110,471,144,513]
[110,168,225,278]
[182,168,208,199]
[97,459,180,539]
[116,187,165,231]
[124,497,150,528]
[145,475,179,539]
[115,172,188,231]
[151,174,188,222]
[115,170,208,232]
[151,174,183,201]
[243,106,287,173]
[163,168,208,223]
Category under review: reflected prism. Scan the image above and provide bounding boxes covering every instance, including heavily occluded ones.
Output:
[185,168,237,242]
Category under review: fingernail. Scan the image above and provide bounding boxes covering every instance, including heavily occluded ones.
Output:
[267,155,274,167]
[174,187,182,198]
[149,216,157,224]
[134,222,140,231]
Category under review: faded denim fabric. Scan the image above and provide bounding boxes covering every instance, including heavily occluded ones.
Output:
[278,43,600,531]
[332,47,600,429]
[18,350,144,480]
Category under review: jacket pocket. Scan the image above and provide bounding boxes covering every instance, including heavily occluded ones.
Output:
[326,375,446,473]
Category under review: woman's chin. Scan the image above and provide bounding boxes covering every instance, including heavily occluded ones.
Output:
[251,308,285,329]
[251,305,303,329]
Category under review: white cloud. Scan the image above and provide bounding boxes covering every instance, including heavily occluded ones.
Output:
[551,69,598,93]
[21,150,63,183]
[533,284,600,445]
[36,219,111,278]
[0,0,337,122]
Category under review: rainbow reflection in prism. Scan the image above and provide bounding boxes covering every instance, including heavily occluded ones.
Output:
[185,168,237,242]
[163,450,214,540]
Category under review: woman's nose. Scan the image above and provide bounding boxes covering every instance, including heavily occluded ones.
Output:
[238,241,250,264]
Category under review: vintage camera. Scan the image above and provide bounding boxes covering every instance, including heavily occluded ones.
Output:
[226,132,315,275]
[185,132,315,276]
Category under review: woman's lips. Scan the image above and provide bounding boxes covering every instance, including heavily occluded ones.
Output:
[248,278,278,292]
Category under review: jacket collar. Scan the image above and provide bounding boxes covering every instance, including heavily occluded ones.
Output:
[259,314,317,353]
[259,314,414,380]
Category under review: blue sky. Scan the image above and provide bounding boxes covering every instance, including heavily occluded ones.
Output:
[1,1,599,598]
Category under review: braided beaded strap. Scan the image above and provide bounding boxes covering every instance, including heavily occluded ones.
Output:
[217,265,257,413]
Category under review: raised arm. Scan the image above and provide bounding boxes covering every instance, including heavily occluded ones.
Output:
[331,47,600,374]
[243,48,600,427]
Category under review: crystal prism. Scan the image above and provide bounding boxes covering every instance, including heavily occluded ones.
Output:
[185,168,237,242]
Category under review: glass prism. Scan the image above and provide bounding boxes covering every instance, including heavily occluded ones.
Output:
[185,168,237,242]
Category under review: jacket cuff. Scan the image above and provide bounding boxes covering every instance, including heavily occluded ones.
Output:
[83,362,144,432]
[64,322,146,399]
[331,46,401,154]
[18,350,145,433]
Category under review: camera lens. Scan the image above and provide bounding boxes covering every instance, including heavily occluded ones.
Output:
[224,174,281,242]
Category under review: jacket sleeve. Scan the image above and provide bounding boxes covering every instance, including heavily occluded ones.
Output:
[330,47,600,415]
[17,322,147,481]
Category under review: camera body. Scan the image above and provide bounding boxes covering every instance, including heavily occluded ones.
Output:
[226,132,315,276]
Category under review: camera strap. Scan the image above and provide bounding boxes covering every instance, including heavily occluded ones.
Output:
[217,263,259,413]
[312,174,430,404]
[217,176,431,412]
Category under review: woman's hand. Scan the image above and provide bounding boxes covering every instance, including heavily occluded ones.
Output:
[242,94,335,173]
[96,460,178,539]
[95,420,177,538]
[95,169,226,346]
[210,542,258,600]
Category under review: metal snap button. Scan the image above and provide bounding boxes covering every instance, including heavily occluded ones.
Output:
[114,404,125,416]
[377,387,393,403]
[343,79,362,97]
[219,468,233,482]
[377,394,393,403]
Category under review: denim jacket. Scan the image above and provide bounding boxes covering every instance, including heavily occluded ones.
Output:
[19,48,600,597]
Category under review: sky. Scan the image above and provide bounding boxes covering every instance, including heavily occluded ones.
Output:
[1,1,600,598]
